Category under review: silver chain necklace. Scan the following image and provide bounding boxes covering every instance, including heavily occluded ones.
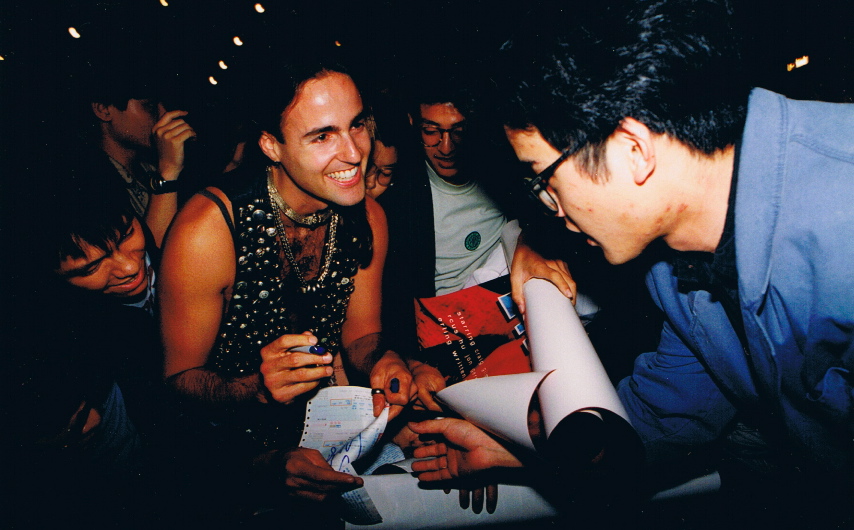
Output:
[267,178,338,293]
[266,167,332,228]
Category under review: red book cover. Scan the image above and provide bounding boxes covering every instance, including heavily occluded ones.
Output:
[413,275,531,385]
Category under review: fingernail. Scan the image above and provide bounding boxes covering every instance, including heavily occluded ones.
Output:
[390,378,400,394]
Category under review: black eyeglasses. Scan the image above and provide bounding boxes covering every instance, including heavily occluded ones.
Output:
[526,147,573,212]
[420,125,465,147]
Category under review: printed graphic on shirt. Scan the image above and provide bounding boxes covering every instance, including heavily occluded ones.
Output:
[464,231,481,251]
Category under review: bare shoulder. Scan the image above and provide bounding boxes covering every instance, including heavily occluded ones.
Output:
[165,188,233,253]
[364,196,387,232]
[160,187,235,291]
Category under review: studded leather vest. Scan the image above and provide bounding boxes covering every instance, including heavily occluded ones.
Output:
[207,174,361,379]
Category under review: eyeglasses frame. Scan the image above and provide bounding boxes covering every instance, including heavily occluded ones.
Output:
[525,146,574,212]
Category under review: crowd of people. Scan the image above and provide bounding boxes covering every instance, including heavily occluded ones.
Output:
[4,0,852,528]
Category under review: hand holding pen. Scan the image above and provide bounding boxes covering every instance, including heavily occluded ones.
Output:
[369,351,417,420]
[259,332,333,404]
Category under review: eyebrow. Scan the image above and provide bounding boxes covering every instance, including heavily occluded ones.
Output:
[303,124,339,139]
[302,110,369,139]
[59,222,134,277]
[61,253,108,278]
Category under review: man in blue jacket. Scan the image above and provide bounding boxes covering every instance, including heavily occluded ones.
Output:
[410,0,852,523]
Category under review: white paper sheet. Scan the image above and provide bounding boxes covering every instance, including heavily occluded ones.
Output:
[345,473,558,530]
[436,371,550,450]
[437,278,630,449]
[299,386,389,472]
[523,278,630,433]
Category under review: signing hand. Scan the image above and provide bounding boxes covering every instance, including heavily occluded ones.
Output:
[153,104,196,180]
[260,332,333,404]
[369,350,415,420]
[510,236,576,314]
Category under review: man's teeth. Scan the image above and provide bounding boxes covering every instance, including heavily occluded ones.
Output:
[326,167,358,181]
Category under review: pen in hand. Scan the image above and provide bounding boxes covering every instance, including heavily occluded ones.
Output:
[289,345,326,354]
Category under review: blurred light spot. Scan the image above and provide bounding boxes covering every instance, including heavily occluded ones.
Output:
[233,36,243,46]
[255,3,265,13]
[786,55,809,72]
[160,0,169,6]
[209,76,218,85]
[218,60,228,70]
[0,55,5,61]
[334,40,342,47]
[68,27,81,39]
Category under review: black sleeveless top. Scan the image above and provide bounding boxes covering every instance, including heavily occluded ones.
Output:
[199,169,366,447]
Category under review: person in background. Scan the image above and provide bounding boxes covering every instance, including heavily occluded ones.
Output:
[364,90,410,200]
[6,157,165,527]
[84,61,196,247]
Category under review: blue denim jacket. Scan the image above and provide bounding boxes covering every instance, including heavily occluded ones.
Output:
[618,88,854,476]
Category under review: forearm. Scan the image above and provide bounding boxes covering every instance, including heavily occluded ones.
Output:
[144,192,179,247]
[166,366,262,407]
[342,332,388,385]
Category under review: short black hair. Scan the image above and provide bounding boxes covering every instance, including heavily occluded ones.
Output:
[47,154,137,269]
[404,58,478,121]
[500,0,749,181]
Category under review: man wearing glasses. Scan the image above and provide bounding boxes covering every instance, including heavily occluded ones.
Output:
[409,0,853,525]
[379,76,576,410]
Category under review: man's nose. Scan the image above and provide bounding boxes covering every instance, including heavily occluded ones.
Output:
[341,132,364,165]
[438,131,455,154]
[112,250,138,277]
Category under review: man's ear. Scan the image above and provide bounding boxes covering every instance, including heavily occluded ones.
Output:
[91,102,112,122]
[616,117,656,185]
[258,131,282,163]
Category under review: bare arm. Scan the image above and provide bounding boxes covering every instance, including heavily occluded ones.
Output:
[145,107,197,247]
[341,198,415,418]
[159,189,333,406]
[158,189,259,404]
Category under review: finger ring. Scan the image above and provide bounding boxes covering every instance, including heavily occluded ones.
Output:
[371,388,384,395]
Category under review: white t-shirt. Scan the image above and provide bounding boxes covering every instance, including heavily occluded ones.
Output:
[427,162,507,295]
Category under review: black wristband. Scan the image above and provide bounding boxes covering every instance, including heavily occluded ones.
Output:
[150,174,180,194]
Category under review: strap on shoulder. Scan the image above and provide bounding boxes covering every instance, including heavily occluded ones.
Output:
[198,189,236,235]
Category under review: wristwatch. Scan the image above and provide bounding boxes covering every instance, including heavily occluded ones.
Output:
[150,174,180,195]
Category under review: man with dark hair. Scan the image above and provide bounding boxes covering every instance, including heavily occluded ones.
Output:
[158,55,413,520]
[6,161,164,527]
[381,71,577,411]
[86,63,196,247]
[410,0,853,523]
